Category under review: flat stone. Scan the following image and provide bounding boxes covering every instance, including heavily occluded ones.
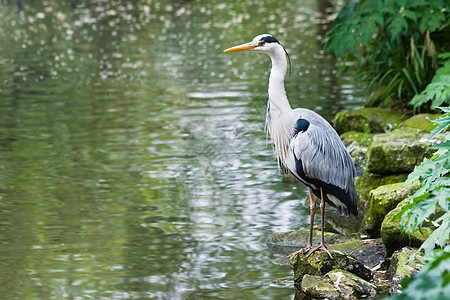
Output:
[328,239,386,268]
[266,229,349,255]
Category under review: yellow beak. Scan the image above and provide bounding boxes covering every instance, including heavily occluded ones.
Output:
[224,42,257,53]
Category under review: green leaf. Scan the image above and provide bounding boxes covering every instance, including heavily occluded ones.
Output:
[419,214,450,253]
[429,113,450,139]
[389,14,408,38]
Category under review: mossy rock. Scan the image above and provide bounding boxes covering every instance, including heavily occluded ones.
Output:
[291,250,373,283]
[366,128,440,175]
[362,181,419,237]
[355,172,409,203]
[327,269,377,298]
[301,274,341,299]
[380,207,434,256]
[334,107,406,135]
[401,113,440,131]
[389,247,425,294]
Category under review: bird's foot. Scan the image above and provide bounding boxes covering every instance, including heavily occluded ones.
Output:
[287,246,312,261]
[305,244,333,259]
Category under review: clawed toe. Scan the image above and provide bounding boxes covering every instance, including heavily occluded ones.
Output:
[287,246,312,260]
[305,244,333,259]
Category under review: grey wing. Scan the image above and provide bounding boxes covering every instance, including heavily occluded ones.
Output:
[290,120,356,193]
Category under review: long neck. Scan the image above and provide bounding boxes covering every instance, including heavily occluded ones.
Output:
[266,46,292,166]
[268,47,291,114]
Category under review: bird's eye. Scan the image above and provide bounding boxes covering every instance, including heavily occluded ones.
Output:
[258,41,266,46]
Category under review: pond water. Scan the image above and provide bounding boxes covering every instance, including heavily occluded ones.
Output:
[0,0,365,299]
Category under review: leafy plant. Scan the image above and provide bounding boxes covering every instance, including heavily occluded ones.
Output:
[397,107,450,256]
[410,53,450,111]
[388,107,450,299]
[325,0,450,109]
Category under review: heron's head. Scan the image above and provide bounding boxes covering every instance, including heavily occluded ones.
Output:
[224,34,282,54]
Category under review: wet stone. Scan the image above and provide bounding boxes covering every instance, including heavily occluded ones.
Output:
[389,247,425,294]
[327,269,377,298]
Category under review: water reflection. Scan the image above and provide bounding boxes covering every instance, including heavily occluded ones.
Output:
[0,0,364,299]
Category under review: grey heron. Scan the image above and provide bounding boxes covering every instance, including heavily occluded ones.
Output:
[224,34,358,259]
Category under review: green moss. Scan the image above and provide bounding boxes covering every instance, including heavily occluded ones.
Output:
[401,113,440,131]
[266,229,349,250]
[355,172,409,202]
[362,181,419,237]
[366,128,437,174]
[301,274,341,299]
[333,107,406,135]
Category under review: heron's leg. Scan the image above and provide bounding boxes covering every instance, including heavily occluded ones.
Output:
[287,188,315,260]
[306,188,333,259]
[307,187,315,248]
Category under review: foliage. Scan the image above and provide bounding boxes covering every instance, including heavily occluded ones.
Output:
[410,53,450,110]
[397,107,450,255]
[325,0,450,109]
[387,107,450,299]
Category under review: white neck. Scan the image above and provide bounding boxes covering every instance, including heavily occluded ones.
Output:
[265,45,292,166]
[268,46,291,114]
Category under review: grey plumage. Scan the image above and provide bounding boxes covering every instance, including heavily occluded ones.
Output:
[286,109,357,216]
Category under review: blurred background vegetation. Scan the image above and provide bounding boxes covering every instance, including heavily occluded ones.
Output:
[325,0,450,111]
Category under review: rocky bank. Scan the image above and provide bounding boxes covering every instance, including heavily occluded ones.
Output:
[267,108,443,299]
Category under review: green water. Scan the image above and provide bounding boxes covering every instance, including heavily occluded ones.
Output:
[0,1,365,299]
